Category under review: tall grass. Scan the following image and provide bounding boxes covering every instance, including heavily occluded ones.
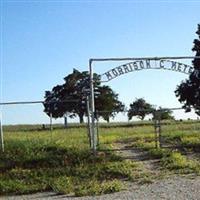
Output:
[0,127,144,196]
[1,120,200,196]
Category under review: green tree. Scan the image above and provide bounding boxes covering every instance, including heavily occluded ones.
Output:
[44,69,124,123]
[175,24,200,116]
[159,110,174,120]
[44,69,100,123]
[95,85,125,122]
[128,98,154,120]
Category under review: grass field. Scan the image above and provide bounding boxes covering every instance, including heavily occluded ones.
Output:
[0,121,200,196]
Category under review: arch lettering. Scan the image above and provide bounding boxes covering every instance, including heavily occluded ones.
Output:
[100,59,193,82]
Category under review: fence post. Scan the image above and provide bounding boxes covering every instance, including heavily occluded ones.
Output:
[0,116,4,152]
[153,110,162,148]
[50,113,53,131]
[96,111,99,147]
[158,118,162,148]
[86,95,92,147]
[89,59,97,155]
[154,119,159,149]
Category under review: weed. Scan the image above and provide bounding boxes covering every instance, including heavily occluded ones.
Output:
[74,179,124,196]
[148,148,170,159]
[161,152,200,174]
[50,176,73,194]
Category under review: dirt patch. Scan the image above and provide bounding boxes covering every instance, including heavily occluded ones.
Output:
[114,142,161,175]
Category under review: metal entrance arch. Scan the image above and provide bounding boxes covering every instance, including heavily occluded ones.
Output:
[88,56,199,154]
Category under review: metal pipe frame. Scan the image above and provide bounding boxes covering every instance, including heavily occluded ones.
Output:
[90,56,200,62]
[0,99,79,106]
[88,56,200,153]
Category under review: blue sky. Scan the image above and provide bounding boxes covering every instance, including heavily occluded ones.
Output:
[1,1,200,124]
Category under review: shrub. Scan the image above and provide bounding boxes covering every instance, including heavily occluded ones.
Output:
[50,176,73,194]
[161,152,200,174]
[148,148,170,159]
[74,179,124,196]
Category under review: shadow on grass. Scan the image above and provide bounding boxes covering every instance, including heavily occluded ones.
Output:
[0,144,122,173]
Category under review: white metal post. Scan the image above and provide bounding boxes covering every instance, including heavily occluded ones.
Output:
[86,95,92,147]
[50,113,53,131]
[89,59,97,154]
[0,114,4,152]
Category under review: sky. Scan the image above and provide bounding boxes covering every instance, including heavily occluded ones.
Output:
[0,0,200,124]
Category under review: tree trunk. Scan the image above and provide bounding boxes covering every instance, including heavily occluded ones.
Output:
[79,114,84,123]
[106,117,110,123]
[141,115,145,120]
[64,115,68,128]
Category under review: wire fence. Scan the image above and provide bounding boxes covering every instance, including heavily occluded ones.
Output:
[95,108,200,149]
[0,101,200,152]
[0,99,86,152]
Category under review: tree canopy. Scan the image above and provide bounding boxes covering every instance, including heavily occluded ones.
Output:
[128,98,154,120]
[175,24,200,116]
[43,69,124,123]
[95,85,124,122]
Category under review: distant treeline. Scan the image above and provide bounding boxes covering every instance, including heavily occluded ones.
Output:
[3,119,200,132]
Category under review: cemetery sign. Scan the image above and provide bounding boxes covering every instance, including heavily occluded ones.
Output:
[101,59,193,82]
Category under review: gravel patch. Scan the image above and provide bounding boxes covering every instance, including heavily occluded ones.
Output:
[1,176,200,200]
